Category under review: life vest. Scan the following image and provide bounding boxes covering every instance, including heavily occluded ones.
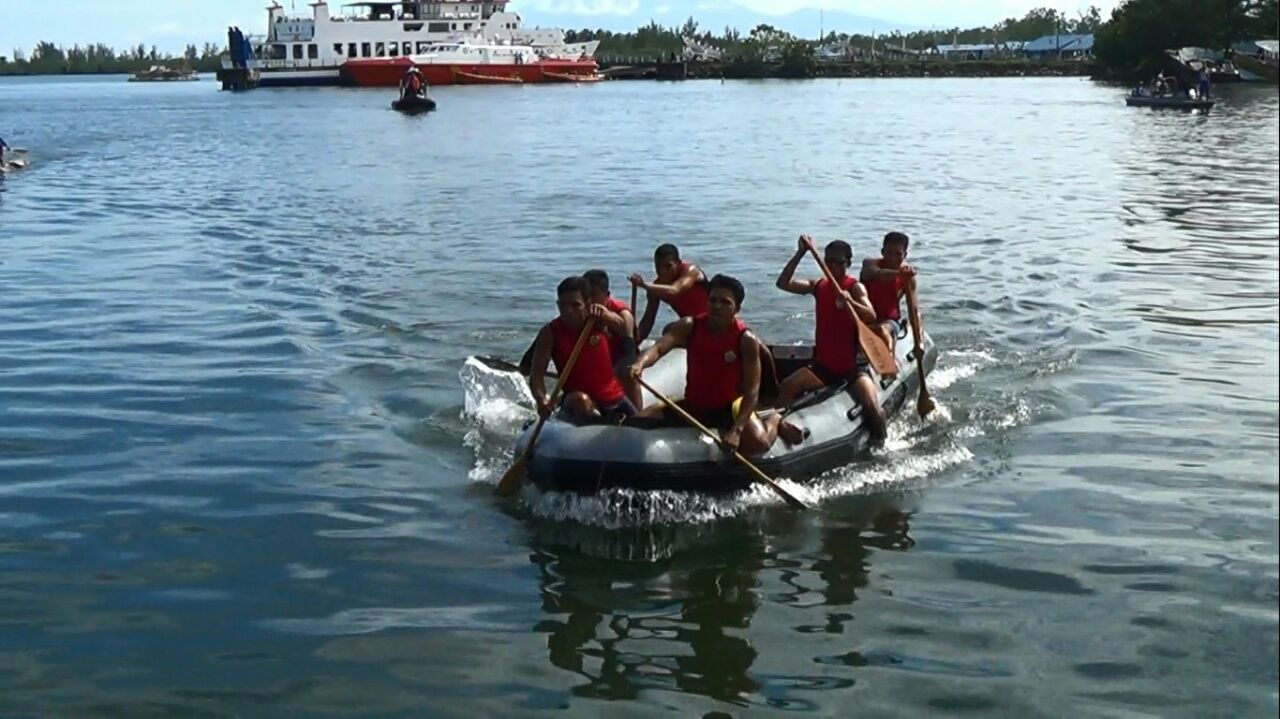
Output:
[548,318,625,405]
[684,315,748,412]
[663,261,710,318]
[864,263,904,321]
[814,275,860,376]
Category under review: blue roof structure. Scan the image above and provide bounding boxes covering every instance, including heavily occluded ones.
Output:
[1023,33,1095,53]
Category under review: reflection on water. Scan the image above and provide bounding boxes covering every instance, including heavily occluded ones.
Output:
[530,492,916,707]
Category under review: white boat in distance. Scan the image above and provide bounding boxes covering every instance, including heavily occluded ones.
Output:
[223,0,599,87]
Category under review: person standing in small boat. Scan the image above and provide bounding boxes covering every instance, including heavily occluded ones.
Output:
[773,235,887,441]
[630,243,711,342]
[529,276,637,424]
[628,274,805,457]
[583,269,643,409]
[401,66,424,100]
[860,231,917,351]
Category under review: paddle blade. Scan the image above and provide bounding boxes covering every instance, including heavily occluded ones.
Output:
[772,481,811,510]
[494,455,527,497]
[916,394,936,418]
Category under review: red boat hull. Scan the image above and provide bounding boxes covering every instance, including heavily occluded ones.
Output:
[341,56,599,87]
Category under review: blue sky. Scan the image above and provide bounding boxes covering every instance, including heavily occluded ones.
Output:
[0,0,1119,56]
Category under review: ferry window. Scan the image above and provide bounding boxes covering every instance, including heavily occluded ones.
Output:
[292,44,303,60]
[428,22,449,32]
[333,43,343,56]
[348,42,358,57]
[375,42,386,57]
[451,23,457,30]
[464,23,472,30]
[308,44,318,59]
[269,44,286,60]
[361,42,371,58]
[417,42,430,53]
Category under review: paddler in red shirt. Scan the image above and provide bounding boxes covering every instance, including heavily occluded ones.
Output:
[860,231,916,351]
[629,243,711,342]
[629,274,805,457]
[528,276,637,424]
[774,235,888,442]
[582,269,642,409]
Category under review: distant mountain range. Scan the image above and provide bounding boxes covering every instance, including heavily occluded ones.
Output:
[518,5,912,39]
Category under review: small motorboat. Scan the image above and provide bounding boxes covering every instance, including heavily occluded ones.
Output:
[391,93,437,114]
[129,65,199,82]
[1125,92,1215,111]
[490,325,937,496]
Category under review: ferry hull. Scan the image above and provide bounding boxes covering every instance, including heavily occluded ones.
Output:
[256,69,343,87]
[341,57,600,87]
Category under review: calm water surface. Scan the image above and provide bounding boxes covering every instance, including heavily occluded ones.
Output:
[1,75,1277,716]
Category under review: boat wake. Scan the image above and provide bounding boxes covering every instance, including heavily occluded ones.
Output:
[459,347,1005,528]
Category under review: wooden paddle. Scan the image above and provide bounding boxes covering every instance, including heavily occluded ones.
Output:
[636,377,810,511]
[495,320,595,497]
[805,244,898,377]
[902,280,936,418]
[630,284,639,341]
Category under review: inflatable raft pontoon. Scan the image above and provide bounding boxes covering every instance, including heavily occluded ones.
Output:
[391,95,437,113]
[500,327,937,495]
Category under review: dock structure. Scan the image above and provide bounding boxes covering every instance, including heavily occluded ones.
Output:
[216,66,260,91]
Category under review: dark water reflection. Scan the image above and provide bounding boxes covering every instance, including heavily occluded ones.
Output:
[530,494,915,709]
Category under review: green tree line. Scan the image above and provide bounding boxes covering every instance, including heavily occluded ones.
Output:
[1,41,225,76]
[1094,0,1278,71]
[572,6,1106,60]
[576,0,1275,71]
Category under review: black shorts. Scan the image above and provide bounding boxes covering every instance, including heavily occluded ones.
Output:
[600,396,637,421]
[560,395,637,421]
[660,400,737,430]
[810,359,873,386]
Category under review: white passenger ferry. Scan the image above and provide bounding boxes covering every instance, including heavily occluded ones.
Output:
[221,1,599,87]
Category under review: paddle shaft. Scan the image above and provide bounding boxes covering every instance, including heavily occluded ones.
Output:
[902,280,935,417]
[805,245,897,377]
[635,378,809,511]
[630,285,639,341]
[495,320,595,496]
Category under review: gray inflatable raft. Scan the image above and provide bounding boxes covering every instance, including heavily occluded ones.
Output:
[513,327,937,495]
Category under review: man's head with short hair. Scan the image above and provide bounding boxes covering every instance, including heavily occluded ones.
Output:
[582,269,610,304]
[706,274,745,323]
[825,240,853,277]
[556,276,589,325]
[881,232,910,269]
[654,243,682,281]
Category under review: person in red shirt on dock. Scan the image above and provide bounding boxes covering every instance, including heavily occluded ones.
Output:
[773,235,888,442]
[861,231,916,351]
[629,243,711,342]
[629,274,805,457]
[582,269,642,409]
[528,276,637,424]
